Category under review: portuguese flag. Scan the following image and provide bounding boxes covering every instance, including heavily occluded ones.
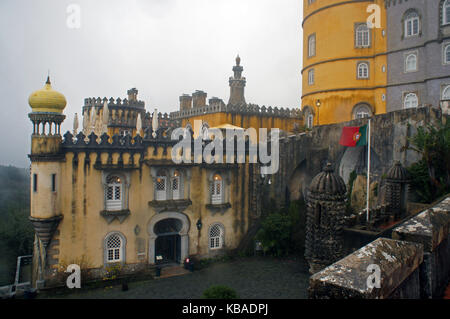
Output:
[339,125,368,147]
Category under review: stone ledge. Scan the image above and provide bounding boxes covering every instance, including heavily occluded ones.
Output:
[309,237,423,299]
[148,199,192,213]
[392,196,450,252]
[205,203,232,214]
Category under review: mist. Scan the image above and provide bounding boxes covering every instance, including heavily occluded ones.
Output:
[0,0,303,167]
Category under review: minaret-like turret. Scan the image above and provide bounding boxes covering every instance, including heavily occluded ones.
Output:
[228,55,246,105]
[28,76,66,287]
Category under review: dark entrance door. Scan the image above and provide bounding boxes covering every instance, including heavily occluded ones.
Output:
[154,218,182,264]
[155,234,181,264]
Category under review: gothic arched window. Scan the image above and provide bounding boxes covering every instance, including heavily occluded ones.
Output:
[405,53,417,72]
[211,174,223,204]
[443,0,450,25]
[105,232,125,263]
[404,93,419,109]
[156,170,167,201]
[404,10,420,37]
[209,224,224,249]
[357,62,369,79]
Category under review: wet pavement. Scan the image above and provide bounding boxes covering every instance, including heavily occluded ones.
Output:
[43,256,310,299]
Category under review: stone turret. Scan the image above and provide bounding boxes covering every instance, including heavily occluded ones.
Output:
[228,55,246,105]
[305,163,347,274]
[385,161,410,219]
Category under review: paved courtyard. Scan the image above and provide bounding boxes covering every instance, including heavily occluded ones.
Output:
[42,256,310,299]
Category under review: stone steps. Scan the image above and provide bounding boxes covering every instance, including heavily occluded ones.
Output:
[156,265,190,279]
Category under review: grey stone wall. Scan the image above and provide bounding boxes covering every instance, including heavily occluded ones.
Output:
[386,0,450,110]
[273,106,442,209]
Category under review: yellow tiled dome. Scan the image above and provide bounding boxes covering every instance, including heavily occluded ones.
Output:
[28,76,67,113]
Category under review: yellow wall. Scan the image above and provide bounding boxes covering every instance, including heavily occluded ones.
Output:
[302,0,387,125]
[45,146,252,272]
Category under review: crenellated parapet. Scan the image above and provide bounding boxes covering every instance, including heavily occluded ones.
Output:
[170,102,302,120]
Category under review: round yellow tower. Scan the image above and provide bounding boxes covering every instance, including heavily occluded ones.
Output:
[28,76,66,287]
[301,0,387,127]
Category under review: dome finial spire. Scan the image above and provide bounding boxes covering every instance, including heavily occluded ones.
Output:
[236,54,241,66]
[46,70,51,85]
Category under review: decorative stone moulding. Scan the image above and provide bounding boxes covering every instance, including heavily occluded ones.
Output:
[100,209,130,224]
[148,199,192,214]
[205,203,232,215]
[29,215,63,248]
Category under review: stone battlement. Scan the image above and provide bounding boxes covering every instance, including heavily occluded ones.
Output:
[171,102,301,120]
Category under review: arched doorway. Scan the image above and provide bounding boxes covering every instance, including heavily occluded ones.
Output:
[148,212,190,265]
[154,218,182,264]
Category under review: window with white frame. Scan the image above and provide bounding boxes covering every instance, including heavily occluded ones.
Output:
[357,62,369,79]
[308,69,315,85]
[442,85,450,100]
[444,44,450,64]
[356,24,370,48]
[155,170,167,201]
[209,224,223,249]
[211,174,223,204]
[443,0,450,25]
[308,34,316,57]
[404,11,420,37]
[172,170,181,200]
[105,175,123,211]
[404,93,419,109]
[105,233,123,263]
[405,53,418,72]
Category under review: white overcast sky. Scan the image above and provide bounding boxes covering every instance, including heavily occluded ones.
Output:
[0,0,303,167]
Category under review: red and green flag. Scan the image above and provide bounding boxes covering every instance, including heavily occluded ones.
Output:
[339,125,367,147]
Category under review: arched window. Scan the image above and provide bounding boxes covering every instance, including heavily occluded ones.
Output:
[442,85,450,100]
[156,170,167,201]
[211,174,223,204]
[404,10,420,37]
[172,170,181,200]
[356,24,370,47]
[352,103,372,119]
[405,53,417,72]
[105,175,123,211]
[105,233,124,263]
[357,62,369,79]
[404,93,419,109]
[444,44,450,64]
[443,0,450,25]
[209,224,224,249]
[308,34,316,57]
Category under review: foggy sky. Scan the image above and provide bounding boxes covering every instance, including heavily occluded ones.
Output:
[0,0,303,168]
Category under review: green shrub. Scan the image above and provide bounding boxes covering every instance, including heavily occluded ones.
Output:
[256,211,292,256]
[202,285,239,299]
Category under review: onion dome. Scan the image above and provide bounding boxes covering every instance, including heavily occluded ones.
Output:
[28,76,67,113]
[309,163,346,196]
[386,161,410,182]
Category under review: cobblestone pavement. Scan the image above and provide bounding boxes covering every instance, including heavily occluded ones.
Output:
[43,256,310,299]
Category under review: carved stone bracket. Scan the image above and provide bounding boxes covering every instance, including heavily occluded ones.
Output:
[100,209,130,224]
[148,199,192,213]
[29,215,63,248]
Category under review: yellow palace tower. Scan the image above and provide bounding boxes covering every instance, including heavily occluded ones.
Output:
[301,0,387,127]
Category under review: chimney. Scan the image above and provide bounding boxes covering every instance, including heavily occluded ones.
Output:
[209,97,224,108]
[127,88,138,102]
[192,90,207,108]
[179,94,192,110]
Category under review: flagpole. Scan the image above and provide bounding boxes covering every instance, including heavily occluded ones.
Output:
[366,118,371,223]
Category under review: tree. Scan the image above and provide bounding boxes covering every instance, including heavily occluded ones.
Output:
[404,121,450,203]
